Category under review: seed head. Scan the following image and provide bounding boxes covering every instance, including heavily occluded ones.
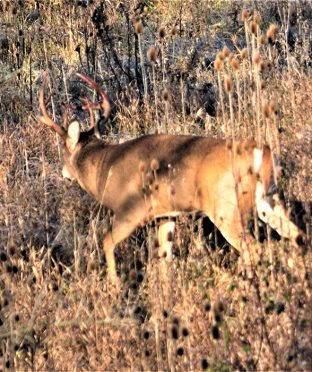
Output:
[8,245,15,256]
[134,21,143,34]
[260,80,266,90]
[0,251,7,262]
[6,264,12,273]
[162,88,170,101]
[217,51,225,61]
[214,311,222,323]
[144,349,151,357]
[147,46,157,63]
[212,325,220,339]
[216,300,225,313]
[263,102,270,118]
[136,259,143,270]
[154,238,160,248]
[12,265,18,274]
[241,9,248,22]
[145,172,154,185]
[129,270,137,280]
[214,58,223,71]
[139,161,147,173]
[259,34,267,45]
[158,27,166,40]
[254,13,261,25]
[231,57,239,71]
[182,327,189,337]
[222,46,230,58]
[171,326,179,339]
[167,231,173,242]
[172,316,180,326]
[252,50,260,64]
[88,261,96,271]
[143,330,150,340]
[268,24,279,37]
[171,25,177,37]
[267,24,279,43]
[137,271,144,282]
[201,358,209,370]
[250,21,257,34]
[240,48,248,60]
[151,158,159,171]
[270,99,277,115]
[224,75,233,93]
[259,61,266,72]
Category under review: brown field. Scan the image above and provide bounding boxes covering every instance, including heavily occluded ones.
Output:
[0,1,311,371]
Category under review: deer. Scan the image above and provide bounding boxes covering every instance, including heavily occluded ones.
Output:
[38,72,305,287]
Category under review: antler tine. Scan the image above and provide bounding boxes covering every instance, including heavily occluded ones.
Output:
[80,97,95,129]
[38,72,66,138]
[76,73,111,120]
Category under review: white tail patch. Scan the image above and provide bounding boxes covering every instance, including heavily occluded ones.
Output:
[253,148,263,173]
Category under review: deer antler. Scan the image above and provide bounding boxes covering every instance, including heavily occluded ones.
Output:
[79,97,95,129]
[38,72,66,138]
[76,73,111,120]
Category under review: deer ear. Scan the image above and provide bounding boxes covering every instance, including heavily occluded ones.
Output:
[67,121,80,151]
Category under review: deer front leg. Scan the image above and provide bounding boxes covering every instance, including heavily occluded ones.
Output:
[103,206,148,286]
[103,221,137,286]
[207,204,259,277]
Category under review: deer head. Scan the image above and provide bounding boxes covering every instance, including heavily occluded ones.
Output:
[38,72,110,184]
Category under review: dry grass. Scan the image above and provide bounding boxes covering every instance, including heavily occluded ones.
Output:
[0,1,312,371]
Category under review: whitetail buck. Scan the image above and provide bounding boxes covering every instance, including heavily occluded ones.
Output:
[38,72,305,285]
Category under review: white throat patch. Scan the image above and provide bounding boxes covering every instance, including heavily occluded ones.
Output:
[62,165,74,180]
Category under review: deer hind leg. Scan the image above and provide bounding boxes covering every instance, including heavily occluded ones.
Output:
[255,181,304,246]
[158,220,175,260]
[103,230,120,285]
[157,220,176,306]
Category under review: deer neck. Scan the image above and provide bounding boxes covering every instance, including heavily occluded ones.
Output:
[74,140,109,201]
